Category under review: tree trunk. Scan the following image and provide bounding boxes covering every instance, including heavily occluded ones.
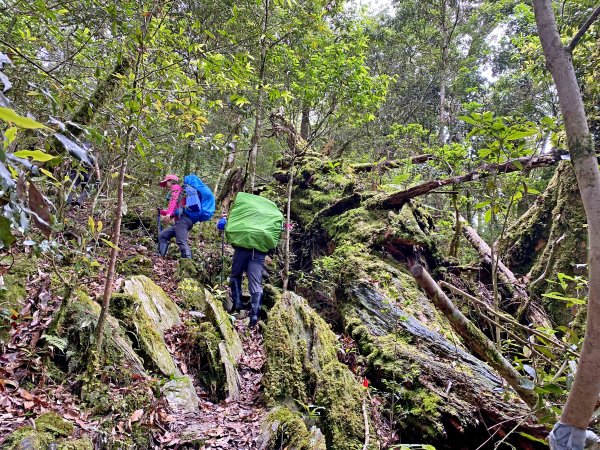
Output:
[245,0,270,193]
[92,139,129,356]
[411,264,545,417]
[66,58,132,137]
[370,151,565,209]
[300,106,310,141]
[533,0,600,430]
[503,162,587,325]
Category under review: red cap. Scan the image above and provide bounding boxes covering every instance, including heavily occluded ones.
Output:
[159,174,179,187]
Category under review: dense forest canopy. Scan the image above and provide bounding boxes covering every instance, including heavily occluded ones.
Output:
[0,0,599,449]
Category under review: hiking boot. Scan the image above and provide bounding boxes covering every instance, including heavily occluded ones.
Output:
[249,292,262,327]
[230,278,243,312]
[158,242,169,257]
[181,248,192,259]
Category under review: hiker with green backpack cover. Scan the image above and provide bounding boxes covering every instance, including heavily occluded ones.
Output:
[220,192,283,327]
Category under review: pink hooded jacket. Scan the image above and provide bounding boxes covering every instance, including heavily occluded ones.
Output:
[160,184,186,217]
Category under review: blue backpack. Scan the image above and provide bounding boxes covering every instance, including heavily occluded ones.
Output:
[181,174,215,223]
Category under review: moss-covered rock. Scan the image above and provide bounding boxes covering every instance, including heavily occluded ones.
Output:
[0,255,36,342]
[117,254,153,277]
[2,412,89,450]
[110,292,178,376]
[263,292,365,450]
[122,275,181,336]
[54,290,145,375]
[257,407,327,450]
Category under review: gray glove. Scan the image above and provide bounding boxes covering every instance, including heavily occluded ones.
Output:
[549,423,600,450]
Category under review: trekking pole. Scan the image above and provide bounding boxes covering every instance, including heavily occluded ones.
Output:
[156,208,162,253]
[220,230,225,285]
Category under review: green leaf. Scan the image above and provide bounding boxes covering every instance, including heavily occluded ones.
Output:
[0,216,15,246]
[100,238,121,250]
[0,107,49,129]
[506,130,536,141]
[513,160,523,170]
[458,115,476,125]
[474,200,490,209]
[13,149,55,162]
[4,127,17,146]
[517,432,549,444]
[484,208,492,223]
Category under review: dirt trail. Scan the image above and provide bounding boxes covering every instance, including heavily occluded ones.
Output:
[159,322,267,449]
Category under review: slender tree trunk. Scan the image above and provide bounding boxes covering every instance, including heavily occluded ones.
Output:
[246,0,270,192]
[438,0,449,146]
[215,115,242,196]
[283,159,294,292]
[533,0,600,430]
[92,137,129,355]
[300,106,310,141]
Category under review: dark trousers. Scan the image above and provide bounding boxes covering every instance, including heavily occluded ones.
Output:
[159,214,194,257]
[67,169,90,205]
[231,247,266,295]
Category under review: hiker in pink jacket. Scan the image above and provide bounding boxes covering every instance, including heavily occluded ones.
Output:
[157,174,193,258]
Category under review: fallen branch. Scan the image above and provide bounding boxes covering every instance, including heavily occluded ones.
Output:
[458,216,550,327]
[374,151,566,209]
[411,264,549,420]
[362,396,370,450]
[439,281,578,358]
[349,154,434,173]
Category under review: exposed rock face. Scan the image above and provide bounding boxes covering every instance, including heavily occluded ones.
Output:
[263,291,365,450]
[178,278,244,400]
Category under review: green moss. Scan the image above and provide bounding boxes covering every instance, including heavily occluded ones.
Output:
[2,412,87,450]
[117,254,153,277]
[177,278,207,310]
[57,438,94,450]
[0,256,37,342]
[2,426,54,450]
[35,411,74,437]
[263,292,364,450]
[260,407,316,450]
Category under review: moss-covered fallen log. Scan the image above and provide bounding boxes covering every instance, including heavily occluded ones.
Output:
[270,153,550,447]
[369,151,566,209]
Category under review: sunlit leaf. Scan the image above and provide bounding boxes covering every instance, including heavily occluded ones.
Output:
[13,149,55,162]
[0,107,49,129]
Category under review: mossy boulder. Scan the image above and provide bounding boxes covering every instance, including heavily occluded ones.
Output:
[117,254,153,277]
[2,412,91,450]
[263,291,365,450]
[257,407,327,450]
[122,275,181,336]
[54,290,145,374]
[110,292,178,375]
[0,255,36,342]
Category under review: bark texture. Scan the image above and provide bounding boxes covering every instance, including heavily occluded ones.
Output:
[533,0,600,430]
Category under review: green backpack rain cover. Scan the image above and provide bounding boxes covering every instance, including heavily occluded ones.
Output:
[225,192,284,253]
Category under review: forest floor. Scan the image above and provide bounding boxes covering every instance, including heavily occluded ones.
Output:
[0,204,269,449]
